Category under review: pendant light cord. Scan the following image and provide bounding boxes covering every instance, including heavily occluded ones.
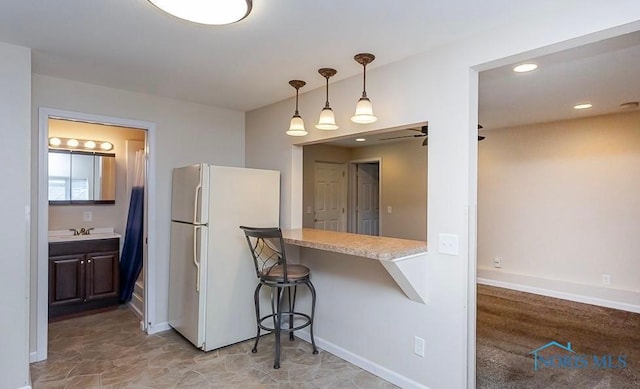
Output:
[361,64,368,98]
[324,76,330,108]
[294,88,300,115]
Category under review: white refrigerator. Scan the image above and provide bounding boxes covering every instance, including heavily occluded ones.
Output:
[168,164,280,351]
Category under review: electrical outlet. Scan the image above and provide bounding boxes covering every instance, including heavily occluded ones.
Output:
[438,233,459,256]
[493,257,502,268]
[387,206,393,214]
[602,274,611,286]
[83,211,93,222]
[414,336,425,357]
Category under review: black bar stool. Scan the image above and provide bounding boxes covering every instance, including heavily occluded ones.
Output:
[240,226,318,369]
[239,226,318,369]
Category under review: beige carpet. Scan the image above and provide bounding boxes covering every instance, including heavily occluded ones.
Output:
[477,284,640,389]
[30,307,397,388]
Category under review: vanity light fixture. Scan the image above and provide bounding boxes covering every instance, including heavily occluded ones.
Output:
[286,80,308,137]
[147,0,252,25]
[513,63,538,73]
[49,137,114,152]
[351,53,378,124]
[315,68,339,130]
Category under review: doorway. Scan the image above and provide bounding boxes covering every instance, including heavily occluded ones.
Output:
[36,108,156,362]
[349,161,380,236]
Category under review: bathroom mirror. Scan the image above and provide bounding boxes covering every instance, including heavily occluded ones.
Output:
[48,150,116,204]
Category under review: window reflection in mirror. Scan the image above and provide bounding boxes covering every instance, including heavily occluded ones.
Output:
[48,150,116,205]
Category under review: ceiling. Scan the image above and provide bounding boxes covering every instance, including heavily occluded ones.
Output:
[0,1,638,133]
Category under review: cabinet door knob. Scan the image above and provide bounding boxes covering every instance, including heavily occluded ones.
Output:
[81,260,84,264]
[88,260,91,264]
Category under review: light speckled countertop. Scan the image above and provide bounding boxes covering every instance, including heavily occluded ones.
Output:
[281,228,427,261]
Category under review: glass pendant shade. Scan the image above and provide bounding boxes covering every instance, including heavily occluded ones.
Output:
[351,97,377,124]
[316,108,338,130]
[286,115,307,136]
[147,0,252,25]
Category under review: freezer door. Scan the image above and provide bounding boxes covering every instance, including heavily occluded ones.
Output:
[171,164,210,224]
[168,221,208,349]
[203,166,280,351]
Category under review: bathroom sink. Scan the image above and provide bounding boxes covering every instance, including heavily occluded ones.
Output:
[48,228,121,243]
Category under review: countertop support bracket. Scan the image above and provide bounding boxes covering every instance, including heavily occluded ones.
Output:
[379,253,427,304]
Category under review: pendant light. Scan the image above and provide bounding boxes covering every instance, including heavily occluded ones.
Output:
[286,80,308,137]
[315,68,339,130]
[351,53,377,124]
[147,0,252,25]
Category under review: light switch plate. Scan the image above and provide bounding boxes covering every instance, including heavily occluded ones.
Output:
[438,233,459,256]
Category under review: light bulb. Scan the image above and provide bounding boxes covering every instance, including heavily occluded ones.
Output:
[100,142,114,151]
[84,140,96,149]
[49,137,62,146]
[67,139,79,147]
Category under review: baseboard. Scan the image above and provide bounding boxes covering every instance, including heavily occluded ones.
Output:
[147,321,171,334]
[296,330,430,389]
[477,268,640,313]
[29,351,38,363]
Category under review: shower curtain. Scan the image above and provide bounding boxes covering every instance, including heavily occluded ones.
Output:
[119,150,145,303]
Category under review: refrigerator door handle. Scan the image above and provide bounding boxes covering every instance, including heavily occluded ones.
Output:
[193,182,202,225]
[193,225,202,292]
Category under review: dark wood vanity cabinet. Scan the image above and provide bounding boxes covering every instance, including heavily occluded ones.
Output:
[49,238,120,319]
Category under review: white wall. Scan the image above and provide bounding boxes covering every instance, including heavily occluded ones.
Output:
[48,120,146,235]
[30,75,246,354]
[246,6,640,388]
[478,111,640,307]
[0,42,31,389]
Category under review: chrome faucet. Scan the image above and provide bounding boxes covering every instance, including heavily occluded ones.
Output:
[79,227,94,235]
[69,227,94,236]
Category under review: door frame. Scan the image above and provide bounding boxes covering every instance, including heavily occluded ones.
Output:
[35,107,157,361]
[347,158,382,234]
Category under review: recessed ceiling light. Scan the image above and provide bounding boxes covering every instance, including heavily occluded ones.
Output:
[355,138,366,142]
[513,63,538,73]
[574,103,593,110]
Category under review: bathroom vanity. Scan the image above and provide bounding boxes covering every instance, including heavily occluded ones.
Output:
[48,230,120,319]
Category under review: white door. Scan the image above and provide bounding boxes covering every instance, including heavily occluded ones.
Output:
[171,164,210,224]
[357,163,380,236]
[168,222,208,349]
[314,162,346,231]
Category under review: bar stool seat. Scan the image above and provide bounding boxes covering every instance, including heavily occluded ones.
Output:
[240,226,318,369]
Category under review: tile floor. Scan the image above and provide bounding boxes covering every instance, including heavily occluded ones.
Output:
[30,307,398,388]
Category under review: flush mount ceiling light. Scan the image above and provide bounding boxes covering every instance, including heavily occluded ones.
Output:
[316,68,339,131]
[574,103,593,110]
[147,0,252,25]
[513,63,538,73]
[286,80,308,137]
[351,53,378,124]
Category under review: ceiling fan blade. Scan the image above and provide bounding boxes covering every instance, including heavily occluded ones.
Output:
[422,137,428,146]
[379,134,424,141]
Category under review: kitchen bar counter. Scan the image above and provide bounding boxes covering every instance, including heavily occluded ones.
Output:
[281,228,427,261]
[282,228,428,303]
